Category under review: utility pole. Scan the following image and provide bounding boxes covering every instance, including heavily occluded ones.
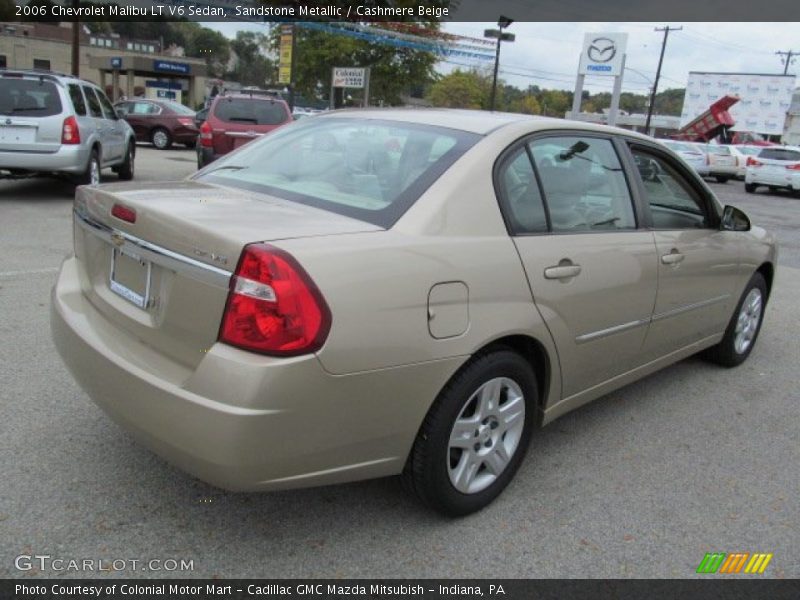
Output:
[484,16,515,112]
[644,25,682,136]
[776,50,797,75]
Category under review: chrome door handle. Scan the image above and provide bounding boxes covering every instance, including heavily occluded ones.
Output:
[544,264,582,280]
[661,252,685,265]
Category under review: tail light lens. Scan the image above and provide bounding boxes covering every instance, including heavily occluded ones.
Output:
[177,117,195,128]
[200,121,213,147]
[61,116,80,144]
[219,244,331,356]
[747,157,762,167]
[786,163,800,171]
[111,203,136,223]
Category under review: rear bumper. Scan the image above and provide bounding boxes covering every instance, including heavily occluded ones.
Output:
[171,126,198,144]
[198,146,219,167]
[0,144,90,175]
[745,170,800,189]
[50,256,459,491]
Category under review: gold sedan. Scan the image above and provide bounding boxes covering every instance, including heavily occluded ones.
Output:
[51,110,777,515]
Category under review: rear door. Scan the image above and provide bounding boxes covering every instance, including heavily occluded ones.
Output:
[0,74,64,154]
[94,87,126,162]
[210,97,290,156]
[499,134,659,398]
[627,143,742,360]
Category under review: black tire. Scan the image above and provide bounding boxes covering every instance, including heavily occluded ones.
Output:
[150,127,172,150]
[402,349,537,516]
[117,142,135,181]
[704,272,767,368]
[715,176,730,184]
[74,148,101,186]
[184,140,196,149]
[745,183,756,193]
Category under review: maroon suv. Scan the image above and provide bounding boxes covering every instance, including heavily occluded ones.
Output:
[114,98,198,150]
[197,93,292,168]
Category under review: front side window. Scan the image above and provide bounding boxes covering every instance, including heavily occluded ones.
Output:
[195,118,479,228]
[631,148,711,229]
[529,136,636,232]
[94,89,117,120]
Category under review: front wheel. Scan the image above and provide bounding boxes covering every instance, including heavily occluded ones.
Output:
[117,142,135,181]
[745,183,756,193]
[704,272,767,367]
[402,350,536,516]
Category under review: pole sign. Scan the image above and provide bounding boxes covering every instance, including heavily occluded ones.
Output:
[278,24,293,85]
[332,67,367,89]
[578,33,628,77]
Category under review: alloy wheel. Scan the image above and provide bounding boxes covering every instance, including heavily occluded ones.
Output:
[734,288,762,354]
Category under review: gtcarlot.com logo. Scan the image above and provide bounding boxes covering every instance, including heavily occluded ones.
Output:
[15,554,194,572]
[696,552,773,574]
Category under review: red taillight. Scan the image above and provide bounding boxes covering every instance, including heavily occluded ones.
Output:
[219,244,331,356]
[177,117,195,127]
[786,163,800,171]
[200,121,213,147]
[747,157,762,167]
[111,203,136,223]
[61,116,80,144]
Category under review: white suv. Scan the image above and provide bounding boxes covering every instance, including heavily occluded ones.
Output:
[0,69,135,185]
[744,146,800,195]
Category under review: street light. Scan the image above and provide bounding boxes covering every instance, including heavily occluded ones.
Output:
[485,16,515,112]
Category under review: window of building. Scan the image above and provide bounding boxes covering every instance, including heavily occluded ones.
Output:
[90,37,97,46]
[0,55,6,69]
[127,42,133,50]
[33,59,50,70]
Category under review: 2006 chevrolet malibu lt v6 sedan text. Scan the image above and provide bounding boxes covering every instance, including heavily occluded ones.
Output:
[51,110,777,516]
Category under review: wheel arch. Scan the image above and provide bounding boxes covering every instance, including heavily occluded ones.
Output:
[475,334,552,425]
[757,261,774,299]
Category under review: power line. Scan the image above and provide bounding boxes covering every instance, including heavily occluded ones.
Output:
[775,50,797,75]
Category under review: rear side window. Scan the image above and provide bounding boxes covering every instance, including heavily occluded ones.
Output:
[759,148,800,161]
[0,78,62,117]
[68,84,86,116]
[213,98,289,125]
[529,137,636,232]
[132,102,160,115]
[496,147,548,234]
[82,86,103,118]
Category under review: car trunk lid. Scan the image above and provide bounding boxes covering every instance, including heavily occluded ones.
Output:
[73,180,381,369]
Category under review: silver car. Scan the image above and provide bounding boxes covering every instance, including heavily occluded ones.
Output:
[0,70,135,184]
[661,140,710,177]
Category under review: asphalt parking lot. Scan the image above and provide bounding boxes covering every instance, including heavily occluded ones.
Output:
[1,147,798,579]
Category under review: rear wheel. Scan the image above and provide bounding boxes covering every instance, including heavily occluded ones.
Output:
[704,272,767,367]
[116,142,135,181]
[402,350,536,516]
[75,149,101,186]
[745,183,756,193]
[151,127,172,150]
[715,176,730,183]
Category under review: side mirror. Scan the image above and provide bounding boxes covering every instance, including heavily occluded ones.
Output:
[721,205,750,232]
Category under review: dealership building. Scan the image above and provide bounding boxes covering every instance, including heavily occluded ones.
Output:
[0,22,207,107]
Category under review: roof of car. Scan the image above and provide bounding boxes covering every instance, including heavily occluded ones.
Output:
[318,107,655,141]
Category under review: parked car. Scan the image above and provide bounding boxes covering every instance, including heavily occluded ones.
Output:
[0,69,135,184]
[114,98,197,150]
[51,110,776,516]
[744,145,800,195]
[727,145,762,179]
[661,140,710,176]
[702,144,738,183]
[197,92,292,169]
[193,107,208,130]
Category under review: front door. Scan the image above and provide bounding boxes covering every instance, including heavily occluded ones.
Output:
[626,144,742,360]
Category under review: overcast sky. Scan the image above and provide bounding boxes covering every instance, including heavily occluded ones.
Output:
[206,22,799,94]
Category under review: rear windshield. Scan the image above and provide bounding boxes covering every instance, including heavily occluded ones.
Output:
[759,148,800,161]
[213,97,289,125]
[0,78,62,117]
[195,117,480,227]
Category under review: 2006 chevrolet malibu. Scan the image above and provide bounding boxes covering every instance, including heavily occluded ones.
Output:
[51,110,777,515]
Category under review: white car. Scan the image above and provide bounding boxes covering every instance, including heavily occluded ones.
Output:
[728,145,763,179]
[744,146,800,195]
[661,141,710,176]
[702,144,738,183]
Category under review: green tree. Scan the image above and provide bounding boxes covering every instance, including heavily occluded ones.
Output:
[184,27,230,78]
[227,31,274,88]
[509,95,542,115]
[271,26,438,106]
[428,69,490,109]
